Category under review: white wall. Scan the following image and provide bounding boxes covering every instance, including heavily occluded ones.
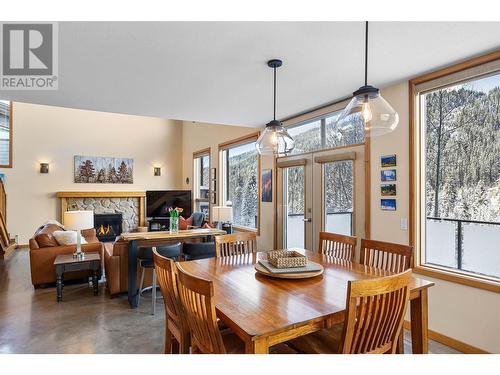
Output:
[181,121,275,250]
[3,102,183,243]
[372,82,500,353]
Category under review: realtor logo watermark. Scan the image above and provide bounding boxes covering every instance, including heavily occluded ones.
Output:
[0,22,58,90]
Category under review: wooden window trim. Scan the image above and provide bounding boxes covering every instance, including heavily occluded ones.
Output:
[409,50,500,293]
[0,101,13,168]
[218,132,261,235]
[192,147,211,221]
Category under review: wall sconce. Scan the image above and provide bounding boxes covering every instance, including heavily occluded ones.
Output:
[153,167,161,176]
[40,163,49,174]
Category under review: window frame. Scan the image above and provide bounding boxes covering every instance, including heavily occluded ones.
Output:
[410,50,500,293]
[192,147,211,221]
[218,132,261,234]
[0,101,13,168]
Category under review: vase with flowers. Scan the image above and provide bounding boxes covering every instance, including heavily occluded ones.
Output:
[169,207,183,234]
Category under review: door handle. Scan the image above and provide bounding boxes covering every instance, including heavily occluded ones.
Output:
[302,218,312,222]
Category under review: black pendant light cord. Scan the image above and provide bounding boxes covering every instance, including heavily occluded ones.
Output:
[273,66,277,121]
[364,21,368,87]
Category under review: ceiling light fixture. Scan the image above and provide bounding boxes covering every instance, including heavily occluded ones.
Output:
[256,59,294,156]
[336,21,399,136]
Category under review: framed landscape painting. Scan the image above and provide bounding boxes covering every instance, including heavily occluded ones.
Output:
[381,199,396,211]
[74,155,133,183]
[381,183,396,196]
[261,169,272,202]
[381,154,397,168]
[381,169,396,182]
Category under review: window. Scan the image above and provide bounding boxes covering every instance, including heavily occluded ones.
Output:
[287,109,364,155]
[412,54,500,289]
[0,100,12,168]
[220,135,260,230]
[193,149,210,218]
[323,160,354,236]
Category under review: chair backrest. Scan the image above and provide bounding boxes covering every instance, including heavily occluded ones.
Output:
[215,232,257,258]
[341,269,412,354]
[360,239,413,273]
[152,248,188,336]
[318,231,357,261]
[175,262,226,354]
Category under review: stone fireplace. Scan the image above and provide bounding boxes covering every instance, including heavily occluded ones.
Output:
[56,192,146,234]
[94,213,122,242]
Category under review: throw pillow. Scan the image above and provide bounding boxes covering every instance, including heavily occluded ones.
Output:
[53,230,88,246]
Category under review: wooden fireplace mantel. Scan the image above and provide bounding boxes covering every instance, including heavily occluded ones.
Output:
[56,191,146,227]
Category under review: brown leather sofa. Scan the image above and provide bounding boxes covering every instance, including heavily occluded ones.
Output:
[29,223,103,287]
[103,239,130,296]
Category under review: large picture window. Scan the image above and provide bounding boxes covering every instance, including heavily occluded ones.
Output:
[0,100,12,168]
[412,53,500,289]
[220,134,260,231]
[287,109,364,155]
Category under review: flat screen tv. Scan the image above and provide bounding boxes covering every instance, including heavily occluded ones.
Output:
[146,190,192,218]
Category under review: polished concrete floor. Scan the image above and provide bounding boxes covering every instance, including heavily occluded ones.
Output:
[0,249,461,354]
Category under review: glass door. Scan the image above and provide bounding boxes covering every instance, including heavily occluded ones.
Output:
[277,156,313,250]
[277,145,365,253]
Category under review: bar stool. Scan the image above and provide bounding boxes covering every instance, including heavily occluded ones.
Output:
[137,242,182,315]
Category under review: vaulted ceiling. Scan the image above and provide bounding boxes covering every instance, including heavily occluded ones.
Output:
[1,22,500,127]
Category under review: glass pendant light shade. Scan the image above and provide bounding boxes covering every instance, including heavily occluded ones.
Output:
[256,120,295,156]
[256,59,295,156]
[337,86,399,137]
[336,22,399,137]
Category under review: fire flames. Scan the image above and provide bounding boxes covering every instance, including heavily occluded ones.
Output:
[98,224,111,236]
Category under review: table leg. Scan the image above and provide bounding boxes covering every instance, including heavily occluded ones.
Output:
[92,268,99,296]
[56,267,63,303]
[410,289,429,354]
[245,337,269,354]
[128,240,139,308]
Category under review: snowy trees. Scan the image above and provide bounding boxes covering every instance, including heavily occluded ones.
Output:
[424,81,500,222]
[227,148,258,228]
[74,157,133,183]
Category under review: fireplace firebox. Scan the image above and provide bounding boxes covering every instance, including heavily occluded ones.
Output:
[94,213,122,242]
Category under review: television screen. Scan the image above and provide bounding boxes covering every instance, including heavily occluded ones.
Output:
[146,190,192,218]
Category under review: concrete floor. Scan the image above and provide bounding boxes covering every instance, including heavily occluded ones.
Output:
[0,249,461,354]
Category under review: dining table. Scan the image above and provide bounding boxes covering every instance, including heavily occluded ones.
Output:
[180,249,435,354]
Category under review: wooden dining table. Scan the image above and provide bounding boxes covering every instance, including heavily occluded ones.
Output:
[180,249,434,354]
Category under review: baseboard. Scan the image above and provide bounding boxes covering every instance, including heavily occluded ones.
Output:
[403,321,489,354]
[1,243,18,258]
[16,243,29,249]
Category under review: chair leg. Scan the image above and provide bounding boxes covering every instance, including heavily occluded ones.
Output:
[138,265,145,306]
[165,325,173,354]
[396,331,405,354]
[152,269,157,315]
[179,332,190,354]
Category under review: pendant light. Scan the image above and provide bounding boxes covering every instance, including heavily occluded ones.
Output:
[256,59,294,156]
[336,22,399,136]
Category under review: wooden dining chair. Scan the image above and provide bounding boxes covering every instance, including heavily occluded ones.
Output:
[288,269,412,354]
[318,232,357,261]
[215,232,257,258]
[175,262,296,354]
[152,248,190,354]
[360,239,413,272]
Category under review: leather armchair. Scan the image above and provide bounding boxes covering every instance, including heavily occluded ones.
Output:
[29,224,103,287]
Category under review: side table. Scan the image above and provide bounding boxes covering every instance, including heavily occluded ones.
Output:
[53,252,101,302]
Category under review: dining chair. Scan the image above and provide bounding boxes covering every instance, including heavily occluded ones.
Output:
[288,269,412,354]
[360,239,413,272]
[214,232,257,258]
[318,231,357,261]
[152,248,190,354]
[175,262,296,354]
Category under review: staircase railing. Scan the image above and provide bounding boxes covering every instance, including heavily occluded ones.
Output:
[0,179,10,255]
